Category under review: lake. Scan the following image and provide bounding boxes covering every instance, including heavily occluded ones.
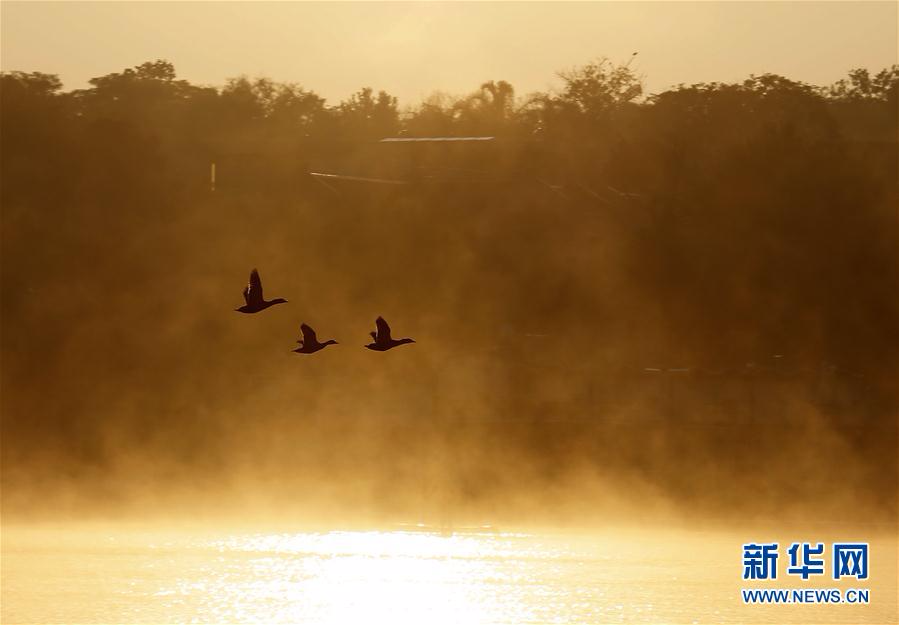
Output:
[2,524,895,624]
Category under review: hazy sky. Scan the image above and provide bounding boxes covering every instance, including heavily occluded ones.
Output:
[1,2,896,104]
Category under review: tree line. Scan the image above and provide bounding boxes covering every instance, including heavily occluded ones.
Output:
[1,59,896,194]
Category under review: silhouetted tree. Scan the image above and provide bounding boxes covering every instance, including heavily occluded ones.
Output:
[403,92,457,136]
[450,80,516,135]
[337,87,399,139]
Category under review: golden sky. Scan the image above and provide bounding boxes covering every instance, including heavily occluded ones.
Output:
[1,2,896,104]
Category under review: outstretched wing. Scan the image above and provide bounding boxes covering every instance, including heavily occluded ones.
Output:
[244,269,264,306]
[300,323,318,345]
[375,316,392,342]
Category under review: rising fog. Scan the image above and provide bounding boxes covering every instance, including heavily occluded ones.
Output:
[1,60,897,527]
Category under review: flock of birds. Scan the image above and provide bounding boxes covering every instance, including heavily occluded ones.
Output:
[234,269,415,354]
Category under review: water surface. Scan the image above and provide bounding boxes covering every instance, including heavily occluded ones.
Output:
[2,525,895,624]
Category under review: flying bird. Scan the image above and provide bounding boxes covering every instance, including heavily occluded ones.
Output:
[235,269,287,313]
[365,316,415,351]
[293,323,338,354]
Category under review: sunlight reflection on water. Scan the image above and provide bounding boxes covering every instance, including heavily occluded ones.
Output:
[2,526,896,624]
[150,530,627,625]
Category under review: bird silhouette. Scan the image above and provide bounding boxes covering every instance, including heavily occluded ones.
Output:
[365,316,415,351]
[293,323,338,354]
[235,269,287,313]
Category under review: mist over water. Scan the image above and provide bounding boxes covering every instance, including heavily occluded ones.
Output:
[3,186,895,526]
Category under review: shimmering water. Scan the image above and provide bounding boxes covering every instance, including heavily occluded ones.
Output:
[2,525,895,624]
